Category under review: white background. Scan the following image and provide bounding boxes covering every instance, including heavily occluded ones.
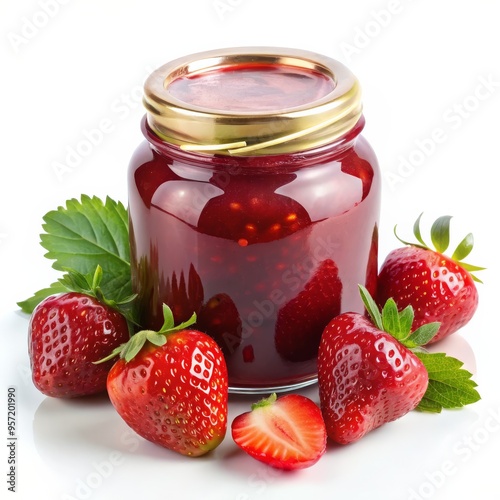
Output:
[1,1,499,499]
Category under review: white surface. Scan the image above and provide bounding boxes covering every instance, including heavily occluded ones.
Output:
[1,1,500,499]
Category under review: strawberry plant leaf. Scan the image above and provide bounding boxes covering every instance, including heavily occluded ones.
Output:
[41,195,131,298]
[415,352,480,412]
[19,195,132,313]
[430,215,452,254]
[17,281,67,313]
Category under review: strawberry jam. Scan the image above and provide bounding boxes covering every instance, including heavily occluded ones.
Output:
[128,48,381,392]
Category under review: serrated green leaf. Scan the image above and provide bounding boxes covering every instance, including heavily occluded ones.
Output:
[414,397,443,413]
[430,215,452,254]
[40,195,131,303]
[358,284,383,330]
[415,352,480,412]
[408,322,441,346]
[17,281,68,313]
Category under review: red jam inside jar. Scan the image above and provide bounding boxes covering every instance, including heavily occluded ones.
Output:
[167,64,335,111]
[129,48,381,393]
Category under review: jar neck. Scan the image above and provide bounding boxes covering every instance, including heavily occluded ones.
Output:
[143,48,363,156]
[142,115,365,172]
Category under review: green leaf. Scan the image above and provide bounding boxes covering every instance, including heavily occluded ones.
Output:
[415,352,480,412]
[146,331,168,347]
[452,233,474,261]
[408,322,441,346]
[382,298,403,341]
[93,344,124,364]
[158,304,176,333]
[40,195,131,303]
[122,331,148,362]
[414,397,442,413]
[17,281,67,313]
[413,212,428,248]
[430,215,452,254]
[358,284,383,330]
[167,312,198,333]
[460,262,486,284]
[58,268,94,294]
[158,304,197,334]
[398,306,414,339]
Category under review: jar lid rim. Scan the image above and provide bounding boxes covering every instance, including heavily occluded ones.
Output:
[143,47,363,156]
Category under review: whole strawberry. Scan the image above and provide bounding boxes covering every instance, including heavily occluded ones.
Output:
[28,268,131,398]
[318,286,480,444]
[377,214,483,344]
[103,305,228,457]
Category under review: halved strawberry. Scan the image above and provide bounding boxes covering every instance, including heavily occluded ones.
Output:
[231,393,327,470]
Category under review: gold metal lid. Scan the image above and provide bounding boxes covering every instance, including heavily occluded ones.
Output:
[143,47,362,156]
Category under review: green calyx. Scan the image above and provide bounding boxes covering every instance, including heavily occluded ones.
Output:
[251,393,278,411]
[359,285,480,412]
[58,265,137,326]
[95,304,196,364]
[394,213,485,283]
[359,284,440,350]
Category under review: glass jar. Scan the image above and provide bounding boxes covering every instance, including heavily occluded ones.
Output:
[128,47,381,393]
